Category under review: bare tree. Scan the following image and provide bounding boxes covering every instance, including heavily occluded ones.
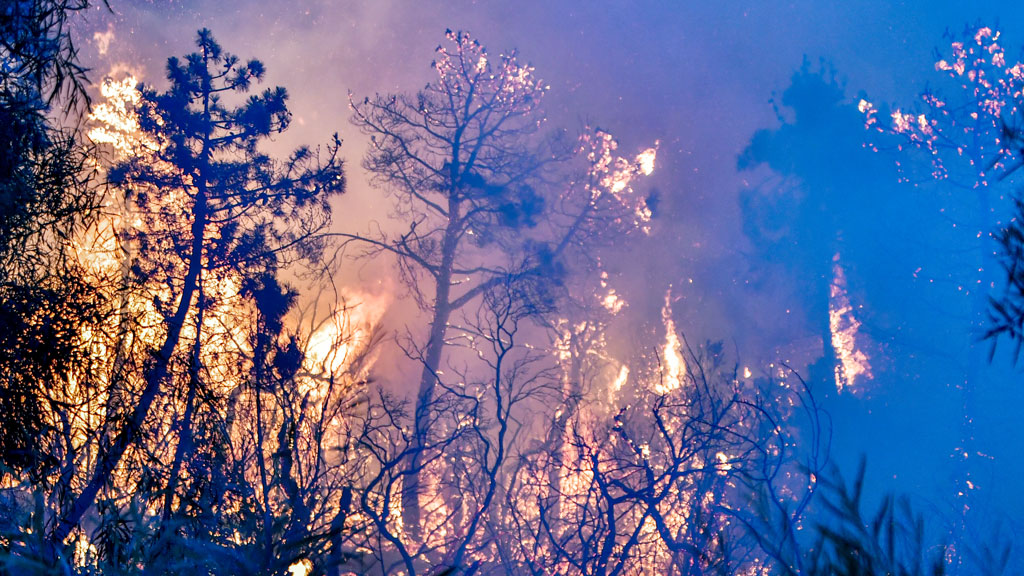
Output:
[343,30,656,536]
[345,29,556,536]
[347,274,557,575]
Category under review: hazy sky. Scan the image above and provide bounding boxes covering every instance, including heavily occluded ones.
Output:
[74,0,1023,339]
[73,0,1024,559]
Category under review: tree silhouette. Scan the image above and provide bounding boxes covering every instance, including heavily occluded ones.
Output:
[47,28,345,557]
[345,30,656,537]
[347,31,558,536]
[738,63,894,395]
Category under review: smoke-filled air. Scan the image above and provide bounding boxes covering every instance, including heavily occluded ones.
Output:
[6,1,1024,575]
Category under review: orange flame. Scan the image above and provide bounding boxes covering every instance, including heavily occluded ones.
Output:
[656,289,686,394]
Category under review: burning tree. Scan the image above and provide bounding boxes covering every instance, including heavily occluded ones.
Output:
[858,25,1024,356]
[501,320,828,576]
[346,29,559,541]
[857,25,1024,556]
[345,29,657,548]
[0,28,349,571]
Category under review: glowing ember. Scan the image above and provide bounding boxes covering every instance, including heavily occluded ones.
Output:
[829,254,872,392]
[601,289,626,313]
[715,451,732,474]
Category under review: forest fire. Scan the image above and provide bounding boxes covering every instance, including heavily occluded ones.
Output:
[1,22,837,576]
[7,4,1024,576]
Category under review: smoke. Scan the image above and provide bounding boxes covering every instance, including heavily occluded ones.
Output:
[72,0,1024,560]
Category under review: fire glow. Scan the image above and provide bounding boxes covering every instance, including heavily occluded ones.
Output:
[1,13,916,575]
[657,289,687,394]
[829,255,872,392]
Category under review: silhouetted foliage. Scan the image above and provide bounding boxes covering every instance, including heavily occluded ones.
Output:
[987,196,1024,359]
[0,0,106,112]
[987,121,1024,360]
[802,461,948,576]
[0,27,347,574]
[0,0,106,480]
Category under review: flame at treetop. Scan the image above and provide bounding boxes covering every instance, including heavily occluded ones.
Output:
[859,25,1024,186]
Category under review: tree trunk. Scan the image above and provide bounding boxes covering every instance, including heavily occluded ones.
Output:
[403,284,452,540]
[546,329,583,522]
[49,186,208,550]
[402,198,461,541]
